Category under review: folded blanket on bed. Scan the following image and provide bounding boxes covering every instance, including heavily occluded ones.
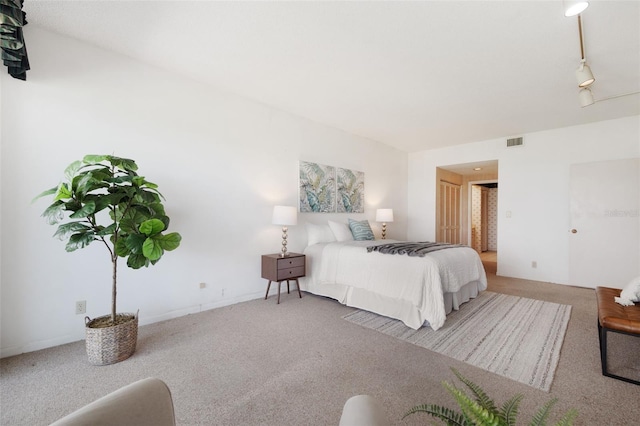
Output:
[367,242,466,257]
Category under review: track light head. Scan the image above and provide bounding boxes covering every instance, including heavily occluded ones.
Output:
[564,1,589,17]
[579,87,595,107]
[576,60,595,87]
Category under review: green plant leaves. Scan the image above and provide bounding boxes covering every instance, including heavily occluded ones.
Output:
[53,183,72,202]
[139,218,165,236]
[65,232,95,252]
[529,398,557,426]
[156,232,181,251]
[404,368,577,426]
[500,395,523,426]
[69,200,96,219]
[64,160,83,181]
[35,155,182,321]
[403,404,470,425]
[53,222,91,240]
[41,201,65,225]
[32,186,57,203]
[142,238,163,261]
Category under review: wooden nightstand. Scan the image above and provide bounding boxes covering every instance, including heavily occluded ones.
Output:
[261,253,305,304]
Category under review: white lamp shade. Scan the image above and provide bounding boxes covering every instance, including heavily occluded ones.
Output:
[272,206,297,226]
[576,62,595,87]
[376,209,394,223]
[579,87,595,107]
[564,1,589,17]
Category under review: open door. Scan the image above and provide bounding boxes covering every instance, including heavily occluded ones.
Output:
[569,158,640,288]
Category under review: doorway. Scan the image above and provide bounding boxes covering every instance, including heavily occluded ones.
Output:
[470,181,498,274]
[435,161,499,273]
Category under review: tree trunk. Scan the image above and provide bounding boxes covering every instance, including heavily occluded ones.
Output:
[111,254,117,323]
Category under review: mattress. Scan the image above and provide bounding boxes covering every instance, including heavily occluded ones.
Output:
[299,240,487,330]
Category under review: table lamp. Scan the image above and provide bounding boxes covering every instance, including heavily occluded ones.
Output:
[376,209,394,239]
[272,206,297,257]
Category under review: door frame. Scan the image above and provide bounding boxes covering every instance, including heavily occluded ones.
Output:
[467,179,498,252]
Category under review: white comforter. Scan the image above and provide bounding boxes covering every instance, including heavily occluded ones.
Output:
[299,240,487,330]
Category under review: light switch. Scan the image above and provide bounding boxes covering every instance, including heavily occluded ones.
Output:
[506,211,512,218]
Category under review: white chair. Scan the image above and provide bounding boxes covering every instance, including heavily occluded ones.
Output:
[50,377,175,426]
[339,395,389,426]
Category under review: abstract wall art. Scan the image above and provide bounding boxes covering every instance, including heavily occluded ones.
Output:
[337,167,364,213]
[299,161,336,212]
[299,161,364,213]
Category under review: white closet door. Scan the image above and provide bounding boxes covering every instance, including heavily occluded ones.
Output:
[569,158,639,288]
[439,181,461,244]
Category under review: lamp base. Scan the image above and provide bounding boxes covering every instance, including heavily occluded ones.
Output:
[381,223,387,239]
[280,226,289,257]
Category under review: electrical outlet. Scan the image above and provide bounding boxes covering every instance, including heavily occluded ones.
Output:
[221,288,225,297]
[531,261,537,268]
[199,282,206,289]
[75,300,86,315]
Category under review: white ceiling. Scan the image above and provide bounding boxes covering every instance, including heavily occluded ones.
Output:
[24,1,640,153]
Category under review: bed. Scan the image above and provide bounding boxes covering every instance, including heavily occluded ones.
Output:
[298,231,487,331]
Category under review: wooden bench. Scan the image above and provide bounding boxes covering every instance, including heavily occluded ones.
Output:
[595,286,640,386]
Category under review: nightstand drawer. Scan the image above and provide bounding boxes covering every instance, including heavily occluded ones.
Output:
[277,256,305,270]
[277,266,305,280]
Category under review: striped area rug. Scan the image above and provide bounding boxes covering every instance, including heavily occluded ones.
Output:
[342,291,571,391]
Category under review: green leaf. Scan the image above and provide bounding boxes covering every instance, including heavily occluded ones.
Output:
[135,189,161,204]
[142,237,163,261]
[403,404,470,425]
[95,223,116,236]
[156,232,181,251]
[64,160,83,181]
[452,368,497,413]
[127,253,149,269]
[69,201,96,219]
[82,154,108,164]
[554,409,578,426]
[53,222,91,240]
[114,238,131,257]
[529,399,557,426]
[139,218,165,236]
[32,186,58,203]
[41,201,65,225]
[124,233,147,254]
[500,394,523,426]
[53,183,72,202]
[109,156,138,172]
[444,382,503,426]
[65,232,95,252]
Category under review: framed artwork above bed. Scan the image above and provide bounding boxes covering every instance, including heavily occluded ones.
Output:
[337,168,364,213]
[299,161,364,213]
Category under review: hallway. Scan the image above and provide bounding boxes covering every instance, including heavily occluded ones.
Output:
[479,250,497,274]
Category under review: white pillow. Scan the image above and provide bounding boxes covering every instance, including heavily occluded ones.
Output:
[306,223,336,246]
[614,276,640,306]
[328,220,354,242]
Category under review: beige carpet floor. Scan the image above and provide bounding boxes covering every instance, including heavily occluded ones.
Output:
[1,272,639,425]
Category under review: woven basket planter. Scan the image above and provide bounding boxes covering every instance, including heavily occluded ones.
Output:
[85,312,138,366]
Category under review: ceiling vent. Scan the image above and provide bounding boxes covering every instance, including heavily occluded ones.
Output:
[506,137,524,147]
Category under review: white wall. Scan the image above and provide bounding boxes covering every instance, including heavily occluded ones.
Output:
[0,28,408,358]
[408,115,640,285]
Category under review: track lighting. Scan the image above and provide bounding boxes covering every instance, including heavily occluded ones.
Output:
[576,60,595,88]
[579,88,594,107]
[575,15,595,87]
[579,88,640,108]
[564,1,589,17]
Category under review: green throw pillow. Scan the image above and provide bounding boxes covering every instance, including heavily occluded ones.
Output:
[348,219,375,241]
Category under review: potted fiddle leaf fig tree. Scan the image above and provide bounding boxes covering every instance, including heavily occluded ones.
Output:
[35,155,182,365]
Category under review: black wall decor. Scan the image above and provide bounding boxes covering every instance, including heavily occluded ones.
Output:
[1,0,29,80]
